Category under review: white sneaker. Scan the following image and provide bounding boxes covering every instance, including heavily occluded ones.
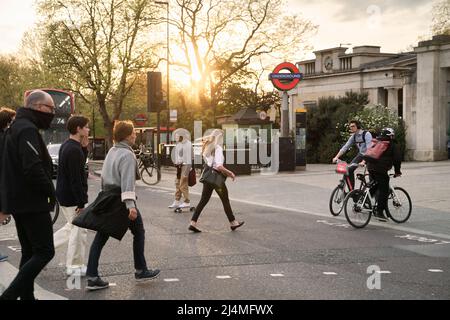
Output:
[179,202,191,208]
[168,201,181,208]
[67,265,87,277]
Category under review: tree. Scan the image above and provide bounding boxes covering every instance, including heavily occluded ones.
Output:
[431,0,450,36]
[306,92,369,163]
[217,83,280,116]
[36,0,162,146]
[170,0,317,125]
[0,56,22,107]
[0,54,66,108]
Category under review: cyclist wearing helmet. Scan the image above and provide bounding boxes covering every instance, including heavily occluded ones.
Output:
[332,120,373,189]
[361,127,402,221]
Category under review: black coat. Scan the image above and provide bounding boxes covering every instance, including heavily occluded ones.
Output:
[0,108,55,215]
[72,186,130,241]
[56,139,88,208]
[365,137,402,174]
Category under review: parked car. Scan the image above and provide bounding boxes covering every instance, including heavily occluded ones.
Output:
[47,143,89,179]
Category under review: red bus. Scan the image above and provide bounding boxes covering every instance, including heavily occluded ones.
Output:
[24,88,75,144]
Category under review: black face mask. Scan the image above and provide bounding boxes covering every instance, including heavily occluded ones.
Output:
[30,109,55,130]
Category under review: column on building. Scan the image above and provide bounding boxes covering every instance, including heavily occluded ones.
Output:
[414,45,448,161]
[385,87,400,116]
[402,72,417,158]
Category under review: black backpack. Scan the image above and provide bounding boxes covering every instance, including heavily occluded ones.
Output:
[353,130,368,146]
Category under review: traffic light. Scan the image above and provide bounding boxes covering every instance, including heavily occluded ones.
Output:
[147,71,163,113]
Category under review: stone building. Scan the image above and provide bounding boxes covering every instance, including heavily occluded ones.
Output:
[291,35,450,161]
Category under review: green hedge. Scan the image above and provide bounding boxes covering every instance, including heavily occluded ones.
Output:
[306,92,406,163]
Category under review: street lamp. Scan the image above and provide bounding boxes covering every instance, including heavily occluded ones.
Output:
[155,1,170,146]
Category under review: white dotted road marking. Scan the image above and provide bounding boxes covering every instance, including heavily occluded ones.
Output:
[428,269,443,273]
[146,188,171,194]
[216,275,231,279]
[376,271,391,274]
[323,272,337,275]
[0,237,17,242]
[270,274,284,277]
[7,245,21,252]
[164,278,180,282]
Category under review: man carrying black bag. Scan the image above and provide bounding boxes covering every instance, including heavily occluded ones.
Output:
[82,121,160,291]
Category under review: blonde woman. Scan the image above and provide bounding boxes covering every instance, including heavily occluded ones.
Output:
[189,129,244,232]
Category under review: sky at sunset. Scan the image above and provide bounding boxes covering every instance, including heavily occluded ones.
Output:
[0,0,438,60]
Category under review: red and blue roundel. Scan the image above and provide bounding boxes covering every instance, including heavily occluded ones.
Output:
[269,62,303,91]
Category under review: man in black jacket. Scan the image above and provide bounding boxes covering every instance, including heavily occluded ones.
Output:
[363,127,402,222]
[53,115,90,276]
[0,90,56,300]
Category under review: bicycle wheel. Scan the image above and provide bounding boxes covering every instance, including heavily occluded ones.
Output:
[329,186,346,216]
[344,189,372,229]
[140,165,160,185]
[50,201,60,225]
[386,187,412,223]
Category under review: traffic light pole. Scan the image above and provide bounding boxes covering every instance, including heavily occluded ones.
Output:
[156,110,161,181]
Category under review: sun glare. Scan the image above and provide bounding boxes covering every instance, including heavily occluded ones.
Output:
[187,43,202,82]
[170,41,204,89]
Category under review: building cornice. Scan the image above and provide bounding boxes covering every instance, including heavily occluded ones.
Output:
[302,66,414,80]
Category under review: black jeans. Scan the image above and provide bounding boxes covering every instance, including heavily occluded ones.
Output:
[0,212,55,300]
[191,182,235,223]
[86,210,147,277]
[348,154,364,190]
[369,170,390,215]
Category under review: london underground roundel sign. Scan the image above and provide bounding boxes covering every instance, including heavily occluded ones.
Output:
[269,62,303,91]
[134,113,148,126]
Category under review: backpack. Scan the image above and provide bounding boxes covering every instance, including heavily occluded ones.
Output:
[353,130,368,145]
[364,138,390,162]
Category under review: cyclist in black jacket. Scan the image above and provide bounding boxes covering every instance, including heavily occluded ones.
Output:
[0,90,56,300]
[362,127,402,222]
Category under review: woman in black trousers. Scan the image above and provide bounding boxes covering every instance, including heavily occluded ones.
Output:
[189,129,244,233]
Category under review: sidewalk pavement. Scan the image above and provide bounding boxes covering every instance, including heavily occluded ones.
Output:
[94,160,450,239]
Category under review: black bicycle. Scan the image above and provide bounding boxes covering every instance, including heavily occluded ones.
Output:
[51,201,60,224]
[137,151,160,185]
[2,200,60,226]
[343,173,412,229]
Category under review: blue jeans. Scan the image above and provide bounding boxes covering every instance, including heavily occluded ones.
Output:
[86,210,147,277]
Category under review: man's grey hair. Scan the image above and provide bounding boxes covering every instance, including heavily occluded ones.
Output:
[24,90,52,109]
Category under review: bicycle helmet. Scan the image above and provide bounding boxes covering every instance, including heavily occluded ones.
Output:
[380,127,395,138]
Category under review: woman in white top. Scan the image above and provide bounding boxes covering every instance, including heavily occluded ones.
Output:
[189,129,244,232]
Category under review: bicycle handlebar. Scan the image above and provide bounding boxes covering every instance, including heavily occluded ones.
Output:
[334,159,359,168]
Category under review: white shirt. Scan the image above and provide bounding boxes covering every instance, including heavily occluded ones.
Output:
[175,140,192,165]
[204,145,224,169]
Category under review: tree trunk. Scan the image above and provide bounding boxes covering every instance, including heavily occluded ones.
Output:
[96,94,113,149]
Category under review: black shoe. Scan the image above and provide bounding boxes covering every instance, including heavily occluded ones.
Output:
[374,211,388,222]
[135,269,160,282]
[86,277,109,291]
[188,225,202,233]
[230,221,245,231]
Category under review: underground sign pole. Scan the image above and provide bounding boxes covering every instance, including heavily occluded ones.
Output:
[269,62,303,137]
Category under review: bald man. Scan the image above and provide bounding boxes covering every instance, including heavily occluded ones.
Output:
[0,90,56,300]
